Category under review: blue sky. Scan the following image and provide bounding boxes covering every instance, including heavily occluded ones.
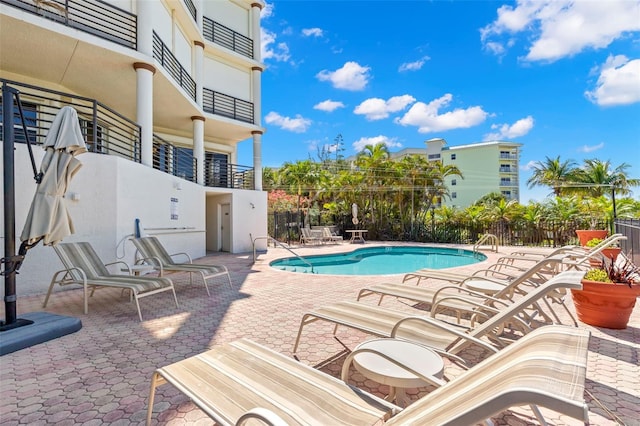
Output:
[238,0,640,203]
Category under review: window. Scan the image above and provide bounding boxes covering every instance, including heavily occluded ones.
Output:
[451,192,457,199]
[450,153,456,160]
[428,153,441,160]
[0,99,37,144]
[500,178,512,186]
[451,179,457,186]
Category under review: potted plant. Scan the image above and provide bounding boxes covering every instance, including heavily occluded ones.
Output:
[585,237,621,263]
[575,229,608,247]
[571,256,640,329]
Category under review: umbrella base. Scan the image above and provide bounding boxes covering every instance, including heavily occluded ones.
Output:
[0,311,82,356]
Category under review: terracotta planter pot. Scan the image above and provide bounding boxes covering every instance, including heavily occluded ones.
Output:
[575,229,608,247]
[572,279,639,329]
[601,247,622,262]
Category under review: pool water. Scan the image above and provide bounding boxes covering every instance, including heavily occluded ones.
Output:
[270,246,486,275]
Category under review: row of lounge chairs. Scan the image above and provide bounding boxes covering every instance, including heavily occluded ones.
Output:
[300,227,344,245]
[145,248,595,424]
[43,236,231,321]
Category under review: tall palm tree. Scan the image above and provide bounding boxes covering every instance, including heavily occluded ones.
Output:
[355,143,392,225]
[280,160,319,211]
[573,159,640,198]
[527,156,578,196]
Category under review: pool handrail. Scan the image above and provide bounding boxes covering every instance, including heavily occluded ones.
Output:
[250,234,315,273]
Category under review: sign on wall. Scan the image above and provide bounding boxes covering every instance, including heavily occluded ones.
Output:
[170,197,179,220]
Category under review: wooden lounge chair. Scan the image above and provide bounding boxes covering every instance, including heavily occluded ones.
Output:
[146,325,590,425]
[131,236,232,296]
[293,271,585,360]
[45,242,178,321]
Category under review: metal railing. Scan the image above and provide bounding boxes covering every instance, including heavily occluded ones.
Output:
[183,0,197,23]
[203,16,253,59]
[204,162,254,190]
[250,234,314,272]
[1,0,137,49]
[615,219,640,266]
[0,79,141,160]
[152,31,196,101]
[203,88,254,124]
[152,134,197,183]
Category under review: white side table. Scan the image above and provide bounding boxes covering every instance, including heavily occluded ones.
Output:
[121,265,154,276]
[351,338,444,407]
[463,279,504,295]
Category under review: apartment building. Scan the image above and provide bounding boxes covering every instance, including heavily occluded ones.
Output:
[0,0,267,294]
[392,138,522,208]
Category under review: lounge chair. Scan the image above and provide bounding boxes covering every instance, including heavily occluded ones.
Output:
[130,236,231,296]
[322,227,343,243]
[300,227,323,245]
[359,254,574,325]
[146,325,590,425]
[293,270,584,360]
[45,242,178,321]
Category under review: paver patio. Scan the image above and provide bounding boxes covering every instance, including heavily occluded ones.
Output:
[1,242,638,425]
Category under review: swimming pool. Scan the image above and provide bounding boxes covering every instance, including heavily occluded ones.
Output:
[270,246,486,275]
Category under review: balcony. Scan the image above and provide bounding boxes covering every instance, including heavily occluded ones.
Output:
[153,31,196,102]
[203,88,254,124]
[1,0,137,49]
[203,16,253,59]
[183,0,197,23]
[1,79,254,189]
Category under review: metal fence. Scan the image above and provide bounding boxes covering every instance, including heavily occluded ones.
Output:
[615,219,640,265]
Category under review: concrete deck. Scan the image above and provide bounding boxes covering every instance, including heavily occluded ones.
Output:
[1,242,638,425]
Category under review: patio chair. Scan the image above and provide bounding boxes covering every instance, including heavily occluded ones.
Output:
[322,227,343,243]
[359,254,576,325]
[146,325,590,425]
[130,236,231,296]
[45,242,178,321]
[293,270,584,361]
[300,227,323,245]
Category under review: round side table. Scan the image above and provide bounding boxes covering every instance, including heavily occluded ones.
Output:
[351,338,444,407]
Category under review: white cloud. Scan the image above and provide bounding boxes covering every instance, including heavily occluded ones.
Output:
[398,56,430,72]
[353,135,402,152]
[264,111,311,133]
[521,160,539,171]
[302,27,324,37]
[585,55,640,106]
[354,95,416,121]
[261,28,291,62]
[481,0,640,62]
[260,2,274,19]
[313,100,345,112]
[484,116,534,140]
[578,142,605,153]
[316,61,371,91]
[395,94,489,133]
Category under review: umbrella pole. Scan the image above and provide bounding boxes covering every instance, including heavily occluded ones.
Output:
[1,83,33,330]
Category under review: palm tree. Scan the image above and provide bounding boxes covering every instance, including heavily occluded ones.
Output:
[280,160,319,211]
[572,159,640,198]
[527,156,578,196]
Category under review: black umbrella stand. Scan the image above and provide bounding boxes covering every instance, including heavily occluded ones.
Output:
[0,83,81,354]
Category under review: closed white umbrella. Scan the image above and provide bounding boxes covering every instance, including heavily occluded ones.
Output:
[20,106,87,246]
[352,203,359,225]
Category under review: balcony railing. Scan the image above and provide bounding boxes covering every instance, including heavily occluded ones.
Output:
[205,162,254,190]
[183,0,197,22]
[153,134,197,183]
[203,88,254,124]
[203,16,253,59]
[1,0,137,49]
[1,79,140,160]
[499,153,518,160]
[152,31,196,101]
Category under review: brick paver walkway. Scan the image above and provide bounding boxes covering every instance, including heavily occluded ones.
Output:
[1,242,638,425]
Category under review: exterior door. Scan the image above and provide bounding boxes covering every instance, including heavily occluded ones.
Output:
[221,203,231,252]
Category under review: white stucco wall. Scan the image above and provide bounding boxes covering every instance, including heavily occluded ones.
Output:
[202,57,251,99]
[202,0,249,36]
[1,144,266,297]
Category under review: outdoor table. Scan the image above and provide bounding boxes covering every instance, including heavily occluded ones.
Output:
[463,279,505,295]
[346,229,368,244]
[351,338,444,407]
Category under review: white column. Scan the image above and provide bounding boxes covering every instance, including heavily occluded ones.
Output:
[250,3,262,61]
[252,130,263,191]
[251,66,262,126]
[194,41,204,107]
[192,116,205,185]
[134,63,155,167]
[136,0,153,56]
